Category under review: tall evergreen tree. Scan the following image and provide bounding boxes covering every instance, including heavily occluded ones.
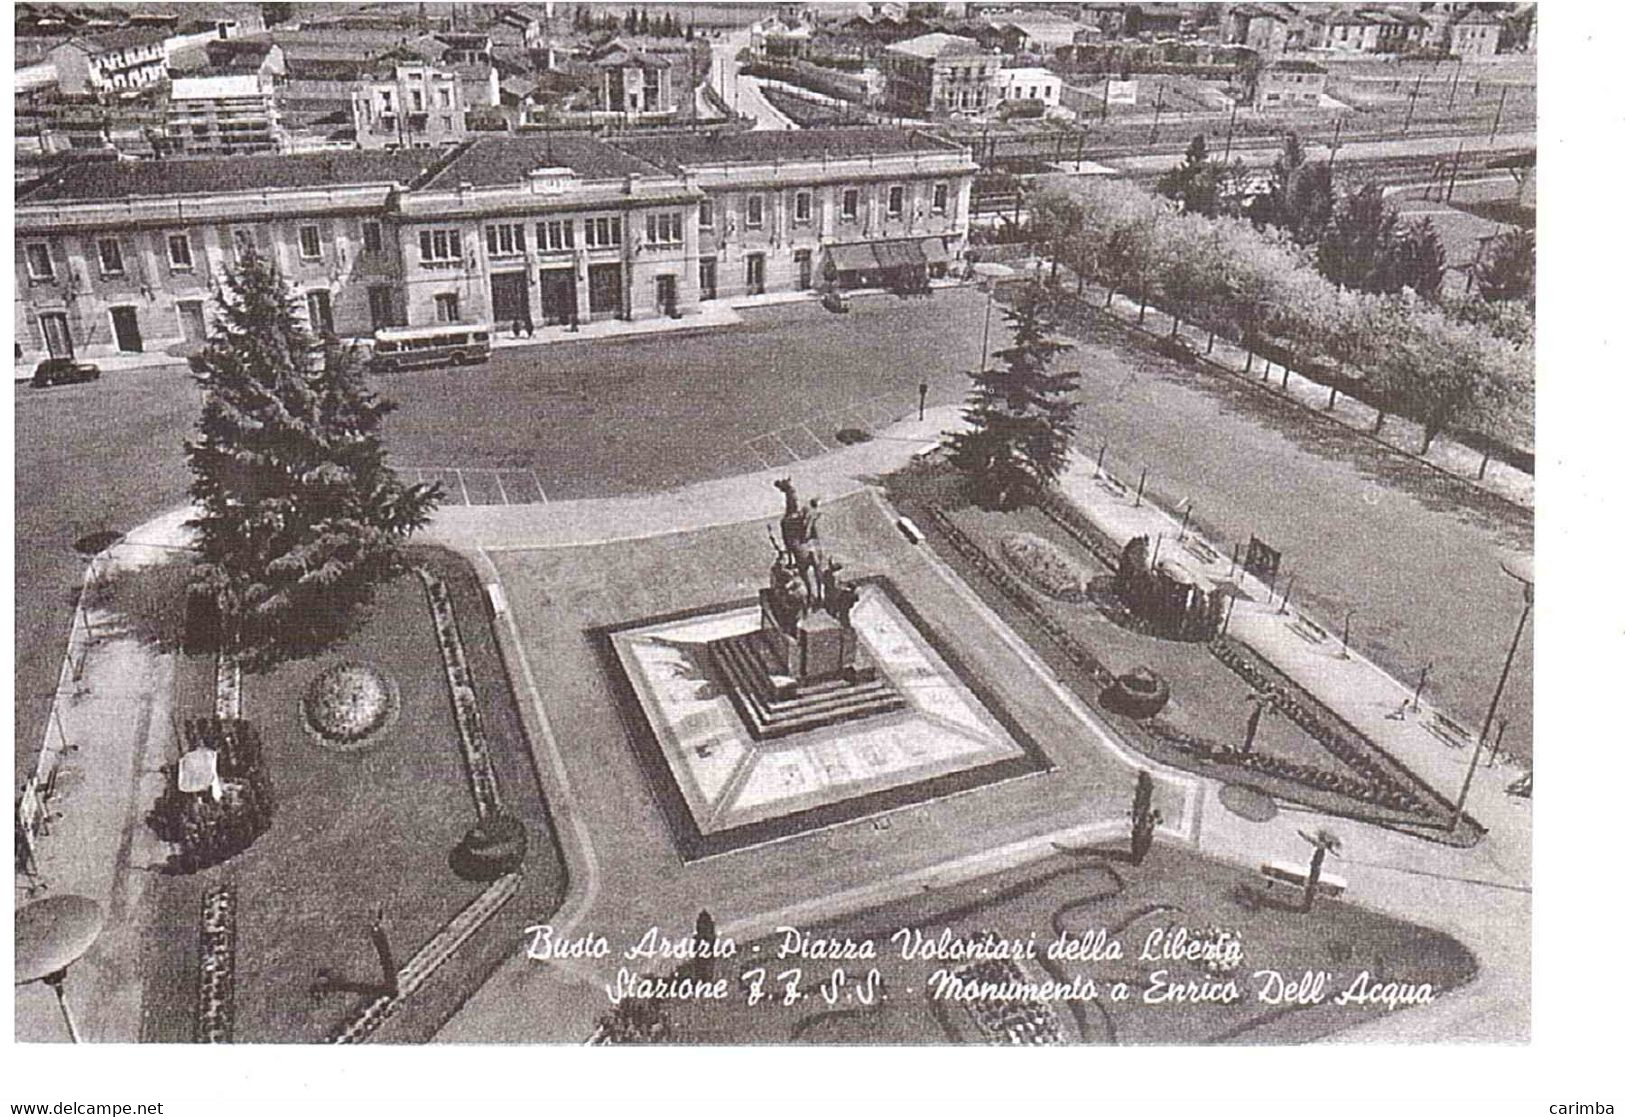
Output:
[945,286,1079,509]
[1251,133,1333,244]
[184,250,442,662]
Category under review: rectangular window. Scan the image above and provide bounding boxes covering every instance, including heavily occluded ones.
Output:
[794,191,811,224]
[231,227,256,261]
[841,188,859,221]
[419,229,463,261]
[437,87,451,108]
[411,89,424,112]
[584,216,621,248]
[887,185,905,219]
[698,199,714,229]
[363,221,383,254]
[537,220,574,251]
[434,292,460,322]
[25,243,55,280]
[98,237,125,276]
[486,223,525,256]
[298,224,321,259]
[167,233,193,269]
[932,182,949,215]
[745,195,764,229]
[644,212,683,246]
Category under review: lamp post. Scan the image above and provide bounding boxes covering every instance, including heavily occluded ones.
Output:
[1453,555,1533,830]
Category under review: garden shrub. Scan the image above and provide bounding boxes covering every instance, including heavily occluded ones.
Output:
[1000,532,1086,601]
[149,718,275,873]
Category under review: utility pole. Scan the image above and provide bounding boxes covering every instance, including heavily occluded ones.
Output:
[1222,100,1237,162]
[1326,115,1344,174]
[1403,74,1421,134]
[1489,84,1509,146]
[1150,82,1165,145]
[1101,76,1110,123]
[1444,138,1466,203]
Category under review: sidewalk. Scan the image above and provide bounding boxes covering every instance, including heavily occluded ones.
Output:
[14,508,197,1043]
[1069,280,1534,511]
[490,299,744,352]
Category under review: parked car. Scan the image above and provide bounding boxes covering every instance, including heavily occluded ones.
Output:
[31,357,101,387]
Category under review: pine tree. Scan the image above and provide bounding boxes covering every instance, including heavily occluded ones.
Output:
[184,250,442,662]
[945,286,1079,509]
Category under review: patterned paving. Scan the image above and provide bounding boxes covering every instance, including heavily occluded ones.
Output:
[396,467,548,506]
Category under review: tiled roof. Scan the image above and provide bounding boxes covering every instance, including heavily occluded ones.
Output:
[608,128,966,172]
[22,148,448,203]
[418,134,669,189]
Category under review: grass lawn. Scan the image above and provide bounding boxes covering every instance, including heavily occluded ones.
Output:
[656,844,1476,1045]
[885,463,1469,840]
[136,546,565,1043]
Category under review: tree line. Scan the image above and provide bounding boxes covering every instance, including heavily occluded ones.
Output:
[1031,162,1534,458]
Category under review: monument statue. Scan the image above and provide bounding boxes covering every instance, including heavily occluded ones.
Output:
[703,480,904,740]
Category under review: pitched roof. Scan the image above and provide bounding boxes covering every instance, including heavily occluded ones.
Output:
[607,128,965,172]
[418,133,669,189]
[57,25,169,55]
[22,148,447,203]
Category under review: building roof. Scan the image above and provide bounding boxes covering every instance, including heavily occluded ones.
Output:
[418,133,669,189]
[56,25,169,55]
[608,128,965,172]
[284,57,371,82]
[22,147,447,203]
[1453,8,1504,26]
[590,48,673,69]
[885,32,988,59]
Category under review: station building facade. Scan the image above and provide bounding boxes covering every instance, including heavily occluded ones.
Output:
[15,129,976,365]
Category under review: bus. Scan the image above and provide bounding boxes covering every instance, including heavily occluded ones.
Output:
[368,324,492,373]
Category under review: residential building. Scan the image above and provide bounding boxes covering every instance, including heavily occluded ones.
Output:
[994,66,1064,108]
[1447,9,1503,58]
[14,129,976,361]
[201,36,286,80]
[46,27,169,94]
[1253,59,1326,108]
[984,13,1085,54]
[352,66,469,151]
[166,72,285,155]
[882,33,1002,118]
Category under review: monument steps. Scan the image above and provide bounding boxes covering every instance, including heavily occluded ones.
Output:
[709,633,906,741]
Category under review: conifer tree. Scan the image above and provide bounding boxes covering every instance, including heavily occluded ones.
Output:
[184,250,442,662]
[945,286,1079,509]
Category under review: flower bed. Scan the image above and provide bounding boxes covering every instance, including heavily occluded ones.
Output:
[195,884,236,1044]
[1000,532,1087,601]
[301,662,399,750]
[416,567,504,820]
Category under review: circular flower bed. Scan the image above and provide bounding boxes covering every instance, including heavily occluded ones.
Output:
[1102,667,1171,719]
[999,532,1086,601]
[301,662,399,751]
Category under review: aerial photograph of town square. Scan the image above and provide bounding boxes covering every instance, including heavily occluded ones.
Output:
[7,0,1615,1111]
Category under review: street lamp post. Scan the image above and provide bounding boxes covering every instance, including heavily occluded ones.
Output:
[1453,556,1533,829]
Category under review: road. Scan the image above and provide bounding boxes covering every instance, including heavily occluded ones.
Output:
[707,27,794,130]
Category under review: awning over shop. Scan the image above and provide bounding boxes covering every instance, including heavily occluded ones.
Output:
[826,242,881,272]
[872,240,927,270]
[919,237,951,265]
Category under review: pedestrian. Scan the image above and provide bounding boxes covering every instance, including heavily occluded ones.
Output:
[511,318,521,339]
[524,316,535,338]
[1386,698,1410,722]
